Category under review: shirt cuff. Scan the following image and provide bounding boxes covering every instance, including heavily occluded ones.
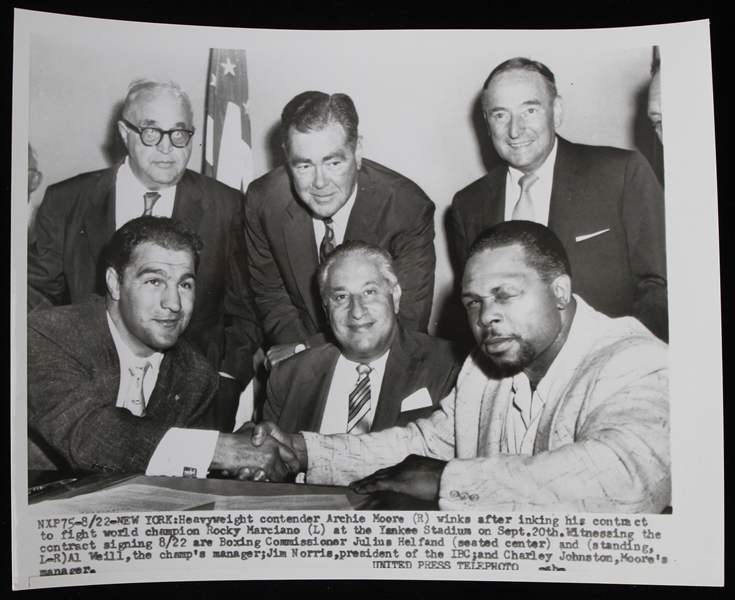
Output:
[146,428,219,479]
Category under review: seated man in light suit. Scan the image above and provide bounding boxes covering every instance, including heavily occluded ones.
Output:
[28,216,297,481]
[451,57,667,341]
[263,242,465,434]
[245,92,436,368]
[252,221,670,513]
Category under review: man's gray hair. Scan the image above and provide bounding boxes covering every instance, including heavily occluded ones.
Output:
[122,79,194,125]
[317,241,398,305]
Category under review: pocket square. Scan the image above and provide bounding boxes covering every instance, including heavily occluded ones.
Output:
[401,388,433,412]
[575,228,610,242]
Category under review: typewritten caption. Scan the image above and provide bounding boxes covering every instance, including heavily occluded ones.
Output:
[33,512,671,579]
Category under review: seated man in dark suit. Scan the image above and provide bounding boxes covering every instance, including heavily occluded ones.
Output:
[28,216,297,481]
[263,242,465,434]
[28,79,262,431]
[451,57,667,341]
[245,92,436,368]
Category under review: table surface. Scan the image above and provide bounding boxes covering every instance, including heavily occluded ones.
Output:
[28,471,438,511]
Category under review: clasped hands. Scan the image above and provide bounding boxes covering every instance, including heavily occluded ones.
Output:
[215,421,447,501]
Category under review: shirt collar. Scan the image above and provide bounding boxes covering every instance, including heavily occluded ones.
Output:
[342,346,390,376]
[106,309,164,372]
[328,182,358,230]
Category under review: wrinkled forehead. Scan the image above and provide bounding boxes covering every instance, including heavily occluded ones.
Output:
[127,241,196,272]
[327,255,391,290]
[127,90,192,126]
[463,244,535,284]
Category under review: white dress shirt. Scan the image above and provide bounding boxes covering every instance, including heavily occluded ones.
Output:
[503,139,558,226]
[106,311,218,478]
[319,350,391,434]
[312,184,358,255]
[502,371,547,456]
[115,158,176,230]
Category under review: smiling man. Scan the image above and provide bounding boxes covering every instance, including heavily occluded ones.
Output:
[263,242,464,434]
[28,80,262,431]
[28,217,297,481]
[245,92,436,369]
[451,57,668,342]
[252,222,670,513]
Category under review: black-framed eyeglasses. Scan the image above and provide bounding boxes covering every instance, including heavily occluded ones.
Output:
[121,119,195,148]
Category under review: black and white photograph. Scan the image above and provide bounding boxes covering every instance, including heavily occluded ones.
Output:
[11,9,722,589]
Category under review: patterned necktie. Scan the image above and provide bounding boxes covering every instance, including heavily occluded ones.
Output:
[143,191,161,216]
[126,363,150,417]
[319,217,336,263]
[511,173,539,221]
[347,364,372,434]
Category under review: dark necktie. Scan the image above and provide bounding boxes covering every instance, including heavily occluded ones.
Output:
[319,217,336,263]
[511,173,539,221]
[143,191,161,216]
[347,364,372,434]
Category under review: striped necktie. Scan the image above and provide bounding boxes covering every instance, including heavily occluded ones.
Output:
[347,363,372,434]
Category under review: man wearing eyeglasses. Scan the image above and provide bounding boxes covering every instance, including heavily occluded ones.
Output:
[28,80,263,432]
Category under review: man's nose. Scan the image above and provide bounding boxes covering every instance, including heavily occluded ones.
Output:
[478,301,501,328]
[312,166,328,189]
[161,284,182,312]
[348,295,366,319]
[156,133,174,154]
[508,115,523,139]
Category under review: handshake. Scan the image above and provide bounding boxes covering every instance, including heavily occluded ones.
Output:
[208,422,447,502]
[209,421,307,482]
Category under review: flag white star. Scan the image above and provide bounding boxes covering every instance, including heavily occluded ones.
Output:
[221,57,237,76]
[210,74,217,87]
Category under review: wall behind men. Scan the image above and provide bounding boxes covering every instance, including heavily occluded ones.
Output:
[28,29,655,336]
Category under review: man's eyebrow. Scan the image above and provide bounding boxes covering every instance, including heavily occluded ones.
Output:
[178,272,196,282]
[136,267,171,278]
[138,119,190,129]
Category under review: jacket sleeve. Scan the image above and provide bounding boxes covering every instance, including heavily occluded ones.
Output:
[27,325,218,474]
[218,190,264,385]
[303,390,457,486]
[390,188,436,333]
[622,151,668,341]
[28,184,68,310]
[244,190,313,345]
[438,341,670,513]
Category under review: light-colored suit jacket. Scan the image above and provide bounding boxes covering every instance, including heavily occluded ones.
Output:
[304,296,670,513]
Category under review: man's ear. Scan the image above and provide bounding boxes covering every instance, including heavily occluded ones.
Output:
[106,266,122,301]
[392,283,402,314]
[551,274,572,309]
[354,136,363,170]
[553,96,564,129]
[117,121,130,147]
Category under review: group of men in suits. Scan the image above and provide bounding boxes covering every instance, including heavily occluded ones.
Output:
[27,56,670,511]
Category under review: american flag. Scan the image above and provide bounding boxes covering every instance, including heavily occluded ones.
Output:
[203,48,254,192]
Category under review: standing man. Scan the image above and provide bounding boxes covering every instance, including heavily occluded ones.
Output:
[28,80,262,430]
[264,242,464,434]
[451,58,667,341]
[28,217,296,481]
[245,92,436,367]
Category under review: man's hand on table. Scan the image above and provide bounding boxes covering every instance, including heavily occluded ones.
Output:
[210,424,300,482]
[349,454,447,501]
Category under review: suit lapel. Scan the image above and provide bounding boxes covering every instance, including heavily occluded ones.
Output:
[548,137,588,251]
[297,347,341,431]
[171,172,205,237]
[83,167,118,267]
[372,328,420,430]
[345,170,380,243]
[283,198,322,332]
[482,166,507,229]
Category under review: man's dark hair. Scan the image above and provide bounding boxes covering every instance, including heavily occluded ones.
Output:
[281,91,359,149]
[105,216,203,277]
[467,220,571,283]
[483,57,558,98]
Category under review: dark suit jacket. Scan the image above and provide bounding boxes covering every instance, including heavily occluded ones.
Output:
[263,327,465,433]
[27,295,218,474]
[27,165,262,384]
[245,159,436,346]
[451,136,668,341]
